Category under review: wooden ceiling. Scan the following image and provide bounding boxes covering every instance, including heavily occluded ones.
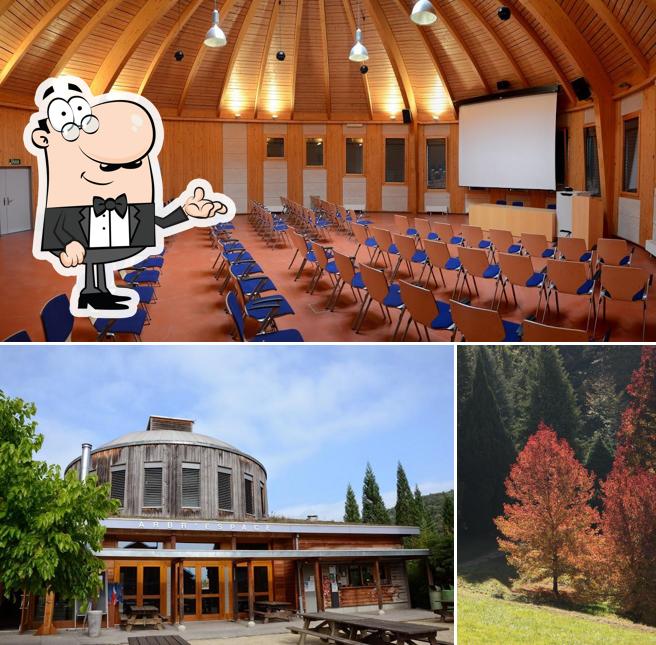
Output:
[0,0,655,121]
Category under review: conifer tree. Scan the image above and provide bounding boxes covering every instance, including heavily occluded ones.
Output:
[362,463,390,524]
[343,484,361,523]
[394,463,414,526]
[413,484,427,527]
[585,432,614,481]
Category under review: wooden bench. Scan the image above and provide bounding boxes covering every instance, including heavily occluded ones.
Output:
[128,635,189,645]
[287,625,361,645]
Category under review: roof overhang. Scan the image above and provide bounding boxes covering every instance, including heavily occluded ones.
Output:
[95,548,430,560]
[101,518,420,536]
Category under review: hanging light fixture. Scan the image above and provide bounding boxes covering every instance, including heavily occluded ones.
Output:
[349,28,369,62]
[410,0,438,25]
[204,0,227,47]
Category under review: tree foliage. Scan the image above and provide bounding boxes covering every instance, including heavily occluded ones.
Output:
[343,484,361,523]
[361,463,390,524]
[394,463,415,527]
[496,424,599,595]
[0,391,118,602]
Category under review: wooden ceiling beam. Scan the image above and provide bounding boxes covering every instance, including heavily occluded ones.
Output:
[0,0,74,87]
[318,0,331,119]
[492,0,576,104]
[0,0,14,21]
[458,0,529,87]
[90,0,179,95]
[584,0,649,76]
[216,0,260,116]
[361,0,417,117]
[340,0,373,120]
[388,0,455,115]
[253,0,279,119]
[51,0,124,77]
[138,0,205,95]
[425,1,491,94]
[289,0,305,118]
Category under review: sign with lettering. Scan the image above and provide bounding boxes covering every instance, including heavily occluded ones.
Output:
[9,158,20,165]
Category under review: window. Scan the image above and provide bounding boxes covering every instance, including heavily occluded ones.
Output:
[244,474,254,515]
[260,482,266,515]
[337,564,391,587]
[622,116,639,194]
[218,467,232,511]
[110,467,126,507]
[181,463,200,508]
[385,138,405,183]
[305,138,324,166]
[346,137,364,174]
[584,126,600,196]
[143,464,163,508]
[426,138,447,189]
[266,137,285,158]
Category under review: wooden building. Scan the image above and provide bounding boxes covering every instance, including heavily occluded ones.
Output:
[26,416,427,630]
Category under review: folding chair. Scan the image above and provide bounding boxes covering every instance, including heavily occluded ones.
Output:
[520,233,557,260]
[226,292,304,342]
[3,330,32,342]
[391,233,429,282]
[424,239,462,294]
[414,218,439,242]
[398,280,454,341]
[543,259,596,330]
[456,246,507,308]
[355,264,405,339]
[394,214,418,236]
[450,299,521,342]
[557,236,593,264]
[460,225,492,251]
[351,221,379,262]
[489,229,522,257]
[432,222,464,245]
[522,319,591,342]
[41,294,74,342]
[369,227,400,269]
[596,238,634,267]
[497,252,546,315]
[308,242,338,295]
[328,251,366,312]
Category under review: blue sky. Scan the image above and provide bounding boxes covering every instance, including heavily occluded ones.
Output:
[0,345,454,520]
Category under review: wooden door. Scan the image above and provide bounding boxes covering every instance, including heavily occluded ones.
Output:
[181,561,229,620]
[114,562,169,617]
[236,562,272,615]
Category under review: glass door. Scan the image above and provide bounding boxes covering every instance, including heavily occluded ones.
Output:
[236,562,272,615]
[181,562,225,620]
[115,562,169,618]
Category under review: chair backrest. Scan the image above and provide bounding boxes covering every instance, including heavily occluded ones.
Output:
[3,330,31,342]
[394,214,410,233]
[498,252,535,286]
[41,294,73,342]
[489,229,515,250]
[600,265,649,301]
[391,233,418,261]
[522,319,589,342]
[458,246,492,278]
[399,281,438,327]
[310,241,331,269]
[289,229,309,256]
[424,239,452,267]
[360,264,391,303]
[450,299,507,341]
[414,218,433,239]
[432,222,456,242]
[351,221,371,245]
[370,226,393,249]
[225,291,247,341]
[496,199,507,205]
[597,238,629,266]
[333,251,356,283]
[521,232,550,258]
[512,201,524,207]
[460,224,485,247]
[546,259,590,295]
[557,236,588,262]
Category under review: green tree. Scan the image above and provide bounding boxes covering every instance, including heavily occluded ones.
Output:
[579,373,621,454]
[441,493,454,536]
[343,484,361,523]
[362,463,390,524]
[513,346,581,447]
[394,463,414,526]
[586,432,614,482]
[0,391,118,608]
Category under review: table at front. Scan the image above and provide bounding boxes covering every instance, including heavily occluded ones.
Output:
[469,203,556,239]
[296,611,450,645]
[125,605,163,631]
[254,600,294,622]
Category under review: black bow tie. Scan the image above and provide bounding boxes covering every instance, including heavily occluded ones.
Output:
[93,194,128,218]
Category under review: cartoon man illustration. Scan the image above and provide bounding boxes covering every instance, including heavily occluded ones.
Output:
[24,76,235,317]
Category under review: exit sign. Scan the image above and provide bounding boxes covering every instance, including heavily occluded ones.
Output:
[9,158,20,165]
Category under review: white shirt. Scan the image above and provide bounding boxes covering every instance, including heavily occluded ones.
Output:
[88,206,131,248]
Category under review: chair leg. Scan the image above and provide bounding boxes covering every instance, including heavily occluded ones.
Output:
[511,283,518,307]
[392,308,405,340]
[592,295,602,339]
[355,297,373,333]
[352,294,369,329]
[642,302,647,342]
[402,316,412,341]
[288,249,299,270]
[294,258,307,281]
[390,257,402,282]
[327,278,342,310]
[586,295,593,332]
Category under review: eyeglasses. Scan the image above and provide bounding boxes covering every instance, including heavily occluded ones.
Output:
[61,114,100,142]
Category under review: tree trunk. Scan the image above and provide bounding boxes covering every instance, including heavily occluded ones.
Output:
[552,575,559,596]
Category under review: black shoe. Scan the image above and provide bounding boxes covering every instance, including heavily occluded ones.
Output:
[78,293,130,311]
[99,291,132,302]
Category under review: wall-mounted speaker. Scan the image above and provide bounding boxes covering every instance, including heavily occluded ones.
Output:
[402,109,412,124]
[497,80,511,91]
[571,77,592,101]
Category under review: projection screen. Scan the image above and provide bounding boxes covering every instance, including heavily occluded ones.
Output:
[458,92,558,191]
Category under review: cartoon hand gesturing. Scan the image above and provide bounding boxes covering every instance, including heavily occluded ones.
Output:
[183,185,228,219]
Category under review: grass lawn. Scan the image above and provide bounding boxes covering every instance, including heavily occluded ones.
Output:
[459,589,656,645]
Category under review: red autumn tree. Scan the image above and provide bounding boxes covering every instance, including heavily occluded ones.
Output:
[495,423,599,595]
[616,345,656,472]
[601,454,656,625]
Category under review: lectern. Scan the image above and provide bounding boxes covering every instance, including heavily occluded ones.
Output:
[571,195,604,248]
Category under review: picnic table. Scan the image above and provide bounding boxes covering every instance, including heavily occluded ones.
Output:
[124,605,164,632]
[254,600,294,623]
[288,611,450,645]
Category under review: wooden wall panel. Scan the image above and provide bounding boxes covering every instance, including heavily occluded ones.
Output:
[447,124,466,213]
[365,124,382,212]
[287,124,303,204]
[560,109,585,191]
[639,84,656,245]
[159,120,222,201]
[326,123,342,205]
[247,123,264,205]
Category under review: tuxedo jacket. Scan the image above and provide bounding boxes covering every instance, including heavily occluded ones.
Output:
[40,203,188,253]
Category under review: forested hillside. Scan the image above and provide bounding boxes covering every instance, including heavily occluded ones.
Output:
[457,346,642,537]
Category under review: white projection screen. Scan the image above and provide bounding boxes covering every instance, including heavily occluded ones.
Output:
[458,92,558,191]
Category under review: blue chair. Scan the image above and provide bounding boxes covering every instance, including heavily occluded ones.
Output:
[355,264,406,339]
[450,299,522,342]
[226,292,304,342]
[94,309,147,341]
[328,251,366,311]
[547,203,557,210]
[308,242,339,295]
[3,330,31,342]
[425,239,463,295]
[352,222,379,262]
[133,256,164,270]
[41,294,74,342]
[496,200,507,205]
[231,280,296,333]
[512,201,524,207]
[123,268,160,285]
[399,281,454,341]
